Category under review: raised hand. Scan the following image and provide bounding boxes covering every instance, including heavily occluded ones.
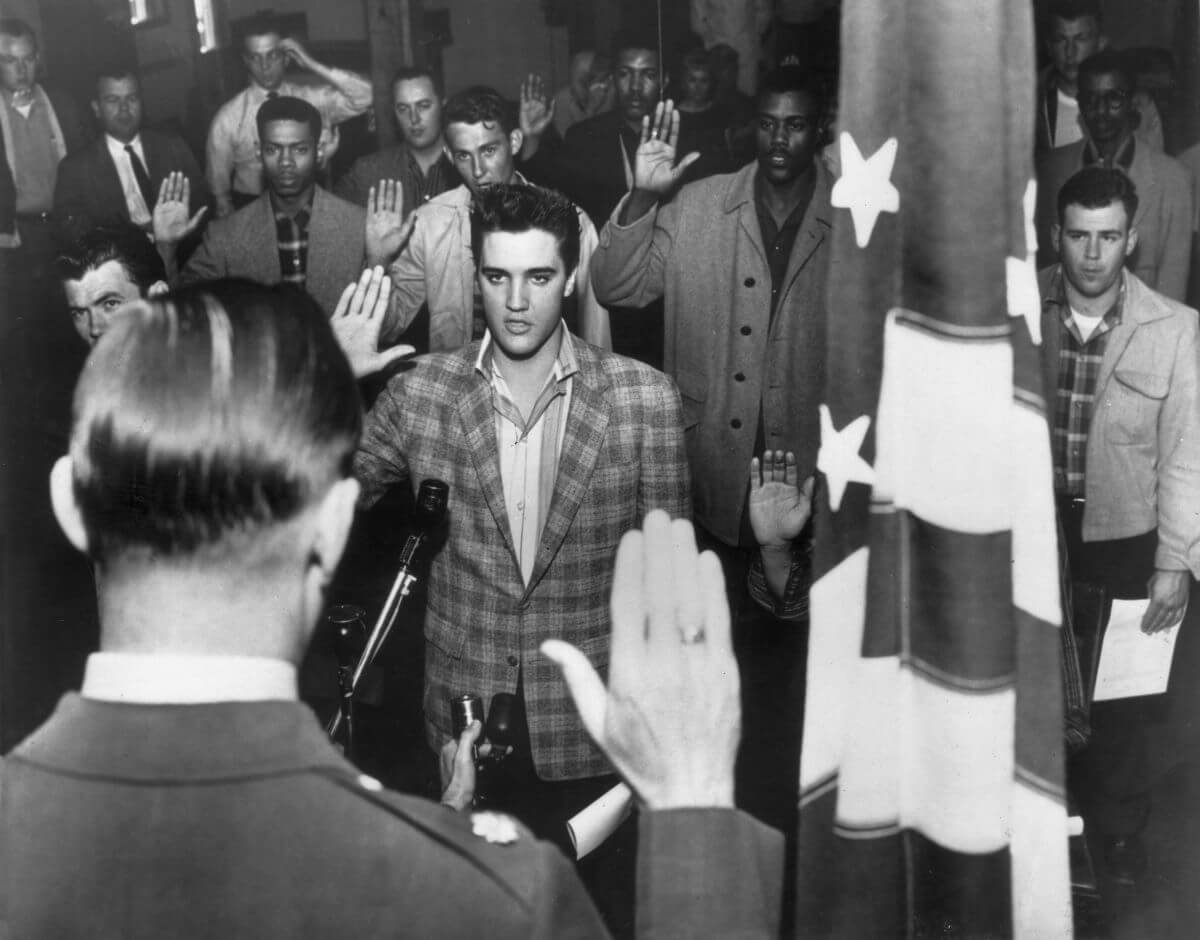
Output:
[748,451,814,548]
[152,172,208,246]
[633,100,701,196]
[519,73,556,139]
[542,511,739,810]
[330,266,414,379]
[364,179,415,267]
[277,37,313,70]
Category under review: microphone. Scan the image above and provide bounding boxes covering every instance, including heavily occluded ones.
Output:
[349,478,449,690]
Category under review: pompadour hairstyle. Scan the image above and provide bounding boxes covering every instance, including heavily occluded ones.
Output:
[1049,0,1103,26]
[392,65,441,98]
[757,66,828,119]
[1056,165,1139,226]
[442,85,517,135]
[0,17,37,51]
[256,95,322,140]
[69,280,361,564]
[1077,48,1135,91]
[55,223,166,294]
[469,183,581,276]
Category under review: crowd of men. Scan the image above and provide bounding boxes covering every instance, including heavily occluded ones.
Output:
[1,0,1199,932]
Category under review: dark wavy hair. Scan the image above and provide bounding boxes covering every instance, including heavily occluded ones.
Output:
[70,279,361,564]
[443,85,518,135]
[55,223,166,295]
[1056,166,1139,226]
[469,183,581,275]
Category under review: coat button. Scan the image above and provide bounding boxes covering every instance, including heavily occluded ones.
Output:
[507,655,519,667]
[743,277,755,287]
[740,325,752,335]
[734,372,745,381]
[730,418,742,429]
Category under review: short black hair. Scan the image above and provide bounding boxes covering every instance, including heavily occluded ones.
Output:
[70,279,361,564]
[240,11,285,46]
[392,66,441,99]
[0,17,37,52]
[55,223,166,294]
[611,30,660,61]
[1077,48,1135,91]
[469,183,581,275]
[94,64,140,98]
[1056,166,1139,226]
[256,95,322,141]
[756,67,828,119]
[1049,0,1103,26]
[443,85,517,136]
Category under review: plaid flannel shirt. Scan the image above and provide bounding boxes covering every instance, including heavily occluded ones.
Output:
[274,205,310,287]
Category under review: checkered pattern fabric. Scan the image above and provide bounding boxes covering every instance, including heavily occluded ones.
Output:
[355,338,691,779]
[1048,272,1124,496]
[274,207,310,287]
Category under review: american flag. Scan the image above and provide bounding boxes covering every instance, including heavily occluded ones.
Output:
[794,0,1073,936]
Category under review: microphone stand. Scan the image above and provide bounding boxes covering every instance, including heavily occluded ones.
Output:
[326,479,449,744]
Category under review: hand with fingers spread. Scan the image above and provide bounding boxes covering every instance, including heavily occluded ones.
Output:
[519,73,556,140]
[633,99,701,197]
[331,266,414,378]
[152,172,209,248]
[542,510,739,809]
[749,450,814,549]
[364,179,415,267]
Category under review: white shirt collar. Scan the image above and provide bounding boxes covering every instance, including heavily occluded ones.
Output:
[82,652,298,704]
[105,133,143,157]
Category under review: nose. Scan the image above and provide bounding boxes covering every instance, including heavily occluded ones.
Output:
[506,280,528,311]
[471,157,484,180]
[771,123,787,145]
[89,310,109,341]
[1085,235,1101,259]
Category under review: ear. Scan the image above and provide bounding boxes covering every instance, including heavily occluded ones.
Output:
[50,456,89,555]
[1125,226,1139,257]
[146,280,169,298]
[310,477,360,579]
[90,100,100,122]
[564,266,577,299]
[509,128,524,155]
[1051,223,1062,247]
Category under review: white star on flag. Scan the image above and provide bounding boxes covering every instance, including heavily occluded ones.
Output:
[1007,178,1042,345]
[818,404,875,512]
[831,132,900,248]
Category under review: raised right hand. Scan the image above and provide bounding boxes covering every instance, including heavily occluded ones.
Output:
[633,100,701,196]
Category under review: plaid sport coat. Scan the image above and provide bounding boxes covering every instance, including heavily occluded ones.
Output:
[355,336,691,779]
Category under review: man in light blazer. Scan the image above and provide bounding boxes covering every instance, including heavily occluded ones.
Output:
[351,184,688,929]
[162,96,364,316]
[54,67,209,246]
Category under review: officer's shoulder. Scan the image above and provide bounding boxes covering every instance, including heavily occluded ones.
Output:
[316,768,561,907]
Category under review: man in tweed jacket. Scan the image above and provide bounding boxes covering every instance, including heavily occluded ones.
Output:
[354,185,689,796]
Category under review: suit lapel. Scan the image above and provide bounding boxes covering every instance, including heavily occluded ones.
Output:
[456,372,519,563]
[524,352,610,596]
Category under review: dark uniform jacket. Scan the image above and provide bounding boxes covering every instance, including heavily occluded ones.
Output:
[0,694,783,937]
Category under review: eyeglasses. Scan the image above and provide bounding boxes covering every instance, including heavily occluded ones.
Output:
[1079,89,1129,111]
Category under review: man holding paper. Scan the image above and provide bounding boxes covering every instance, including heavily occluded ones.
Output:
[1039,166,1200,886]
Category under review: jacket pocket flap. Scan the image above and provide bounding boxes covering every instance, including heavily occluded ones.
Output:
[1114,368,1168,399]
[676,369,708,402]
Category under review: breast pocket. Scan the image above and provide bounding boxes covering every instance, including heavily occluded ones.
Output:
[1104,368,1167,445]
[676,368,708,431]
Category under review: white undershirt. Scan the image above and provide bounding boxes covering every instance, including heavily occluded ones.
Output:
[1070,307,1104,341]
[104,133,152,226]
[81,652,298,704]
[1054,88,1083,148]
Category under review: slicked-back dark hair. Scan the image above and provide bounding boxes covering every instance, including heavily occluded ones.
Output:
[1049,0,1103,26]
[1077,48,1135,92]
[55,223,166,294]
[469,183,580,275]
[442,85,517,135]
[392,66,441,98]
[0,17,37,52]
[94,64,140,98]
[256,94,322,140]
[757,66,828,119]
[240,11,285,47]
[70,279,361,564]
[1056,166,1139,226]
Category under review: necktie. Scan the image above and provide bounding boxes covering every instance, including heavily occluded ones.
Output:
[124,144,156,212]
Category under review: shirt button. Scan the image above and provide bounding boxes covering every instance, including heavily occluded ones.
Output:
[734,372,745,382]
[507,655,519,667]
[740,325,752,336]
[730,418,742,429]
[743,277,755,287]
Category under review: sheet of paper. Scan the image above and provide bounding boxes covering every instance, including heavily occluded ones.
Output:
[1092,598,1180,701]
[566,783,634,860]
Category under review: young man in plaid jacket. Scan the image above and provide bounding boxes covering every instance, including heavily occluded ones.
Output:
[350,185,689,913]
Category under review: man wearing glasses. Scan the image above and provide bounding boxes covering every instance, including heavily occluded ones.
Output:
[205,12,371,218]
[1036,48,1192,301]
